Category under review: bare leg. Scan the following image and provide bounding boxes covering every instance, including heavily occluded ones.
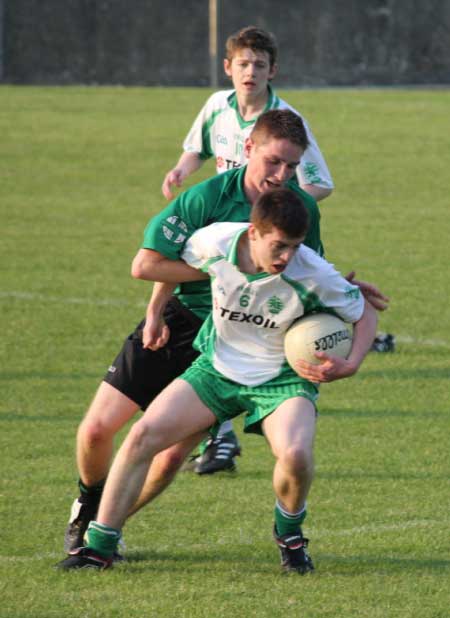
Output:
[97,379,216,530]
[76,382,140,485]
[262,397,316,513]
[128,430,207,516]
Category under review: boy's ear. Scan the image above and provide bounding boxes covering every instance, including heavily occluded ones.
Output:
[223,58,232,77]
[244,137,254,159]
[247,224,257,240]
[268,63,278,81]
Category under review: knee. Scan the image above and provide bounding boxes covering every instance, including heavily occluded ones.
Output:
[125,421,155,461]
[279,444,313,476]
[78,417,115,448]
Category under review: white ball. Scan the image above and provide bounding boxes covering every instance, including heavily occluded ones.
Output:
[284,313,352,368]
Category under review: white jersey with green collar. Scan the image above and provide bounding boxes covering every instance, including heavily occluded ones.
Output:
[182,222,363,386]
[183,86,334,190]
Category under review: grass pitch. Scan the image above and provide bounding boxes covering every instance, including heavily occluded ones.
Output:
[0,86,449,617]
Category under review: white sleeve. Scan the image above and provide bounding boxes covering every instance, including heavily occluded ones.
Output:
[297,116,334,190]
[315,267,365,324]
[183,106,207,157]
[291,247,364,323]
[182,92,226,159]
[182,222,248,271]
[181,226,216,270]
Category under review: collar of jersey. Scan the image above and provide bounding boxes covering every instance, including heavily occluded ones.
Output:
[228,226,277,282]
[223,165,250,204]
[227,85,276,130]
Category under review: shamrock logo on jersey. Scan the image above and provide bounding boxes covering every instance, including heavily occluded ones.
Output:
[267,296,284,314]
[162,216,188,244]
[303,162,321,184]
[344,286,361,300]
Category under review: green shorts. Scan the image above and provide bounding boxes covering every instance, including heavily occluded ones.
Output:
[180,354,319,435]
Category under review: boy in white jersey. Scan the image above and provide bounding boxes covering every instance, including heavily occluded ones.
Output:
[161,26,334,473]
[162,26,333,204]
[58,188,377,574]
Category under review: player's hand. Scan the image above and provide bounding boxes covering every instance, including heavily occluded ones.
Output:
[162,168,184,200]
[346,271,390,312]
[295,352,357,383]
[142,316,170,350]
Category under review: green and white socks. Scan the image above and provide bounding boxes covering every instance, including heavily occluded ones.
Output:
[274,500,307,536]
[85,521,121,558]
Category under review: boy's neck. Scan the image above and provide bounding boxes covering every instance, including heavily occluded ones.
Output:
[236,88,270,122]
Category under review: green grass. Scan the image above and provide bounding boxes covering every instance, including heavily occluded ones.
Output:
[1,86,449,617]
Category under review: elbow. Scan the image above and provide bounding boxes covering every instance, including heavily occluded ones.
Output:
[131,258,143,279]
[131,251,157,280]
[315,186,333,202]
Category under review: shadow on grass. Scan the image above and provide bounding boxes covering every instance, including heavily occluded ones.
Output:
[317,553,450,575]
[1,414,75,423]
[119,547,450,577]
[0,371,100,381]
[316,469,450,481]
[117,546,275,575]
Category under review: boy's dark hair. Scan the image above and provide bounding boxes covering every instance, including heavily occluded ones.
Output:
[251,188,310,238]
[225,26,278,68]
[250,109,310,151]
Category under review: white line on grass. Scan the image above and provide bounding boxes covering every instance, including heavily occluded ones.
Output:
[221,518,447,545]
[0,519,446,562]
[314,518,446,538]
[1,291,449,348]
[0,290,147,308]
[395,335,450,348]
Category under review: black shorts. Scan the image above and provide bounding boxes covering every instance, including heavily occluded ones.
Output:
[103,298,203,410]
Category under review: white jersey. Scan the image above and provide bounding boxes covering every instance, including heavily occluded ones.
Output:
[182,222,363,386]
[183,87,334,190]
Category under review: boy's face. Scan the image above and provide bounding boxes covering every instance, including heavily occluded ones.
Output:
[224,48,277,99]
[248,224,304,275]
[244,137,303,198]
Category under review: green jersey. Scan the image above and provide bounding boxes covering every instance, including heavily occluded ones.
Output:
[142,166,323,319]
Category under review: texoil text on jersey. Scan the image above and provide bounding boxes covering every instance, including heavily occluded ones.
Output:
[219,306,279,329]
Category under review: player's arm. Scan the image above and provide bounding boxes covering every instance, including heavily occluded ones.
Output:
[131,248,209,283]
[301,183,332,202]
[161,152,204,200]
[295,299,378,383]
[161,96,216,200]
[141,282,176,350]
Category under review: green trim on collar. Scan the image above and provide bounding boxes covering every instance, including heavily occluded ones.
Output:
[227,85,275,130]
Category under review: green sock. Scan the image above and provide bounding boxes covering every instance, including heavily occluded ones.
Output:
[85,521,121,558]
[274,500,307,537]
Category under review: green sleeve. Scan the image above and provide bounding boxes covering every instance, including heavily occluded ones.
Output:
[141,180,219,260]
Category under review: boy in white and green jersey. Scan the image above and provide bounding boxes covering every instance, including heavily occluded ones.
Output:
[58,188,377,574]
[182,219,362,398]
[162,26,333,204]
[182,85,332,190]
